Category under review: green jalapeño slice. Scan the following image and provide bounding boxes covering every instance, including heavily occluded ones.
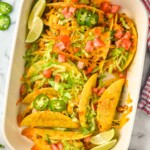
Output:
[49,100,67,112]
[33,94,50,111]
[0,2,12,15]
[0,15,10,30]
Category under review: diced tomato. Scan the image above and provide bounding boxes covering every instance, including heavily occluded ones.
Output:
[123,31,131,40]
[64,12,72,19]
[51,144,59,150]
[85,41,94,52]
[65,41,71,50]
[77,61,85,69]
[93,88,99,93]
[58,54,66,62]
[101,2,111,13]
[121,39,132,50]
[114,29,123,39]
[55,75,61,83]
[83,136,91,143]
[93,38,105,47]
[118,72,126,78]
[56,143,63,150]
[72,0,78,2]
[95,28,101,37]
[97,87,106,96]
[55,42,65,51]
[20,84,26,96]
[106,12,113,19]
[73,47,79,53]
[57,35,70,43]
[62,7,68,15]
[87,67,93,74]
[69,7,76,13]
[110,5,120,13]
[43,68,52,79]
[115,39,122,48]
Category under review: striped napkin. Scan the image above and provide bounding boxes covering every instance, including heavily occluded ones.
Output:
[138,0,150,114]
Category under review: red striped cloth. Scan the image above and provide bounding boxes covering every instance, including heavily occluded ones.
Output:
[138,0,150,114]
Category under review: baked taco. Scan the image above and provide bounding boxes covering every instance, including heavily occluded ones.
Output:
[104,13,138,73]
[97,79,125,131]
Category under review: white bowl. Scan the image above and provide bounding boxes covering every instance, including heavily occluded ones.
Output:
[3,0,149,150]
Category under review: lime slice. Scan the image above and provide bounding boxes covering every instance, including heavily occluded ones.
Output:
[26,17,43,43]
[28,0,46,29]
[90,129,115,145]
[91,139,117,150]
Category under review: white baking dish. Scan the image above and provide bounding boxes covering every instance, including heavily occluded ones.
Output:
[3,0,148,150]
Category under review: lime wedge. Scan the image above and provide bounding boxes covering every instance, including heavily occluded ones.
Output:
[90,129,115,145]
[91,139,117,150]
[28,0,46,29]
[26,17,43,43]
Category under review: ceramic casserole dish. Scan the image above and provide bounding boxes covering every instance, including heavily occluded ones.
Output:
[3,0,148,149]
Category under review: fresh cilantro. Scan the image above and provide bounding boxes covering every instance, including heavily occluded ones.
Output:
[0,144,5,148]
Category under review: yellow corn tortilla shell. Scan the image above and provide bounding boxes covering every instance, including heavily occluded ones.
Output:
[62,62,82,77]
[20,111,79,128]
[22,128,51,150]
[26,60,45,78]
[32,138,51,150]
[97,79,125,131]
[79,73,98,127]
[31,143,51,150]
[22,87,58,104]
[17,103,33,125]
[34,128,91,140]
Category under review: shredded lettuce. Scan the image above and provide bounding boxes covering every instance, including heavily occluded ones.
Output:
[62,140,84,150]
[23,44,41,68]
[108,48,129,71]
[86,106,96,131]
[98,74,106,88]
[44,40,55,61]
[30,74,43,83]
[79,0,89,4]
[120,17,130,29]
[80,127,92,135]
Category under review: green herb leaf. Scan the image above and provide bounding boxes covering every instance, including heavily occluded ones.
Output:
[0,144,5,148]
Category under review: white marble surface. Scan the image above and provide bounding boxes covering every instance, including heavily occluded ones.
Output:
[0,0,150,150]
